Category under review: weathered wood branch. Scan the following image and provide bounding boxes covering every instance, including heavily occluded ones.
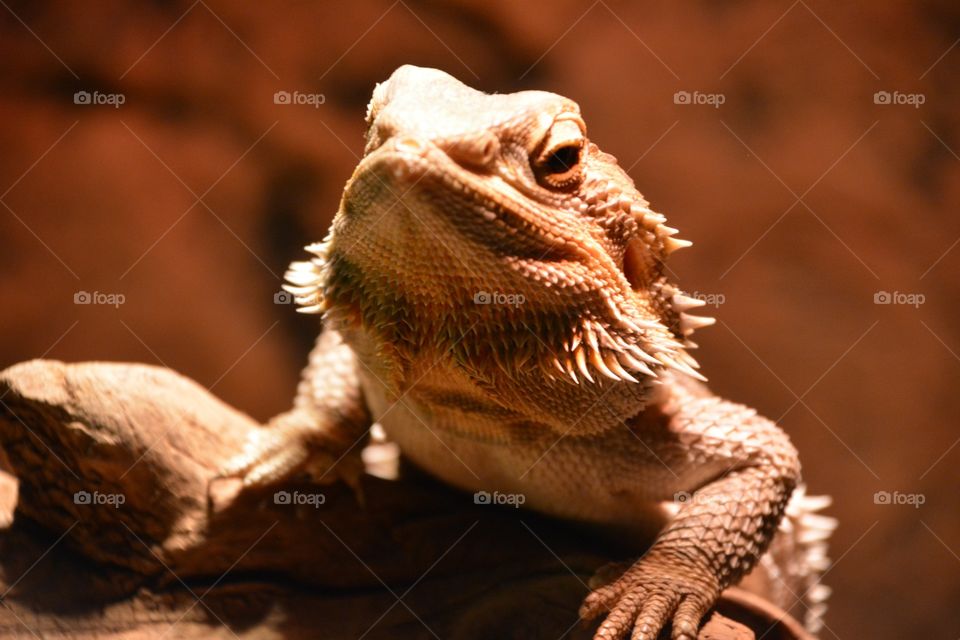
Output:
[0,360,810,639]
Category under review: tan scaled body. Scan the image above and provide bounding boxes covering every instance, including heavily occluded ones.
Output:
[227,66,835,640]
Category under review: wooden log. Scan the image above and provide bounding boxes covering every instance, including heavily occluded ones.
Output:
[0,360,811,639]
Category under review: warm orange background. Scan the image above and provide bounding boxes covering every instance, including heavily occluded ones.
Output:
[1,2,958,638]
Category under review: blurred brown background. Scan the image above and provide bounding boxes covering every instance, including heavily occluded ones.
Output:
[0,1,958,638]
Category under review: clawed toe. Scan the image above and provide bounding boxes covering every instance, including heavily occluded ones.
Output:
[582,570,715,640]
[670,596,710,640]
[591,589,644,639]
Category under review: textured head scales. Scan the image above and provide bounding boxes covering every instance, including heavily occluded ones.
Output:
[284,65,714,387]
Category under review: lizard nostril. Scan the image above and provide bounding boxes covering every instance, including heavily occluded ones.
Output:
[442,132,500,171]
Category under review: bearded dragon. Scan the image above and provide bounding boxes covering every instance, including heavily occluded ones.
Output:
[226,65,835,639]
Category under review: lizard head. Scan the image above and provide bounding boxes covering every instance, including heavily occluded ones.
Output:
[285,65,713,385]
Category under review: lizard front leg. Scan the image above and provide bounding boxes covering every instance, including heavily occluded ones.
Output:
[581,394,800,640]
[222,326,371,488]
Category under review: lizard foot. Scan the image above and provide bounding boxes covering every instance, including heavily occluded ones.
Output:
[219,416,365,490]
[580,554,720,640]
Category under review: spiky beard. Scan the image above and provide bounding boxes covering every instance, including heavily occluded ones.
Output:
[549,301,702,386]
[281,234,712,388]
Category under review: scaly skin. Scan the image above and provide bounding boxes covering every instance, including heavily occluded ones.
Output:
[227,66,824,639]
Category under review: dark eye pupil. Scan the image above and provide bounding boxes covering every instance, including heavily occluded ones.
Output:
[544,145,580,174]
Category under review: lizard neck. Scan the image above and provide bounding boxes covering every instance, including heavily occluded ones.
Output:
[333,312,660,436]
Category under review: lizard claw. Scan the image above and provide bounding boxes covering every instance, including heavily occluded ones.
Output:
[219,417,364,490]
[581,554,718,640]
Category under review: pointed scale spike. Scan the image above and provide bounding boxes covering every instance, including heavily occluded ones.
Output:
[296,304,323,314]
[798,526,833,545]
[621,316,661,333]
[676,351,701,370]
[604,295,624,322]
[282,284,316,295]
[656,353,708,382]
[632,204,666,229]
[574,347,595,383]
[664,237,693,253]
[582,320,600,353]
[305,242,327,256]
[680,313,716,333]
[294,295,320,307]
[592,323,618,350]
[540,363,557,382]
[604,353,638,383]
[551,357,566,375]
[564,354,580,384]
[808,585,832,605]
[617,350,657,378]
[800,494,834,513]
[625,344,661,366]
[589,349,622,382]
[285,271,319,287]
[673,293,707,311]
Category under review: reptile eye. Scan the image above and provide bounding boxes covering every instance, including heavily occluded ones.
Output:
[533,117,586,189]
[544,145,581,175]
